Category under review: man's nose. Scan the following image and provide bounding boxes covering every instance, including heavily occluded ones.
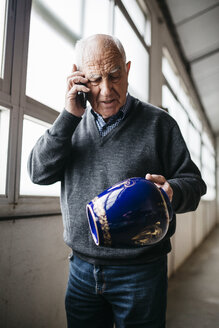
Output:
[99,78,112,97]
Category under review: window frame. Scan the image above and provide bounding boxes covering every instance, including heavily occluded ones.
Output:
[0,0,61,218]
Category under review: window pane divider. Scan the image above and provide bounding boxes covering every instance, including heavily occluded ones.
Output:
[115,0,149,53]
[1,0,16,94]
[25,96,59,125]
[0,91,11,107]
[6,105,21,203]
[3,0,32,206]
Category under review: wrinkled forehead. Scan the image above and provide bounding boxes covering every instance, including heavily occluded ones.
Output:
[82,41,124,75]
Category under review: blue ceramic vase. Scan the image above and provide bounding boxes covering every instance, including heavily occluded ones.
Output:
[86,177,173,248]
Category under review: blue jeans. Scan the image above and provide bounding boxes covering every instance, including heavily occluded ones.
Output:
[65,254,167,328]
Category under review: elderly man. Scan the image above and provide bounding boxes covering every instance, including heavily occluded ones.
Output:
[28,34,206,328]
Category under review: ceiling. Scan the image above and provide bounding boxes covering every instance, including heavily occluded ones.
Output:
[163,0,219,136]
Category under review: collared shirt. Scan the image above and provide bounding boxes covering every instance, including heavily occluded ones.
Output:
[91,94,131,137]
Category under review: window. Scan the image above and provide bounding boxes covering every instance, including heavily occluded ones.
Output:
[0,106,10,195]
[0,0,7,78]
[121,0,151,45]
[39,0,82,36]
[83,0,110,37]
[162,50,201,159]
[188,123,201,169]
[20,115,60,196]
[114,6,149,101]
[26,0,78,111]
[121,0,146,37]
[162,54,179,96]
[162,48,216,200]
[177,103,189,144]
[162,85,189,143]
[162,85,177,120]
[201,132,216,201]
[177,85,191,114]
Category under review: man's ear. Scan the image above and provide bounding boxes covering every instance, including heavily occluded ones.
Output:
[126,61,131,75]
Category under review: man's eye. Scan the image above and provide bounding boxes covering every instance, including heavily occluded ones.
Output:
[89,78,101,86]
[110,75,120,81]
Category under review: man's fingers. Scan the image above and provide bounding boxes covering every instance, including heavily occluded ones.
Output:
[66,66,88,93]
[72,64,77,72]
[145,173,173,202]
[145,174,166,184]
[68,85,89,97]
[68,76,88,85]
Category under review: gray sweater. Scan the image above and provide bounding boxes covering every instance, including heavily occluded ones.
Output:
[28,95,206,265]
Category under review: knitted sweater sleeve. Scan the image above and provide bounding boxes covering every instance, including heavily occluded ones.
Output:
[163,122,207,213]
[28,109,81,185]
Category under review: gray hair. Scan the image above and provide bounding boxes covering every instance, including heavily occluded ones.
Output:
[75,34,126,70]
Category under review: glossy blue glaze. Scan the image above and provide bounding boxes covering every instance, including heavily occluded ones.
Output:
[86,177,173,248]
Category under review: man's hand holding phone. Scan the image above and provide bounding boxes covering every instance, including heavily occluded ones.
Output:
[65,64,90,117]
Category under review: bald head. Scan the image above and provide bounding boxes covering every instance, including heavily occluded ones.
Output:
[75,34,126,70]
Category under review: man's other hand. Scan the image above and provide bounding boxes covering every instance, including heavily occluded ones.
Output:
[145,173,173,202]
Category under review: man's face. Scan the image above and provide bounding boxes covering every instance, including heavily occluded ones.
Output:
[82,42,130,120]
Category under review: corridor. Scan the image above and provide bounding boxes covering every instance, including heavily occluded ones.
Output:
[167,226,219,327]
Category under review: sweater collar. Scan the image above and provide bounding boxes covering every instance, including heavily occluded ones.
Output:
[91,93,132,125]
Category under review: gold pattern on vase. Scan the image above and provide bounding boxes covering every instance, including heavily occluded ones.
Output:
[92,197,112,246]
[131,221,162,245]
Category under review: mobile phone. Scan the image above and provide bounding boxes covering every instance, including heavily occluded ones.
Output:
[78,91,88,109]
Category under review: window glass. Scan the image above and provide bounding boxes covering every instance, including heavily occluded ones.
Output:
[0,106,10,194]
[114,7,149,102]
[162,85,177,120]
[202,131,214,154]
[201,140,216,201]
[188,123,201,169]
[188,123,200,157]
[177,103,189,143]
[26,0,77,111]
[83,0,110,37]
[162,85,188,142]
[162,56,179,95]
[202,144,215,172]
[162,51,204,174]
[121,0,145,37]
[177,83,190,112]
[207,152,215,173]
[202,166,215,201]
[0,0,7,78]
[192,154,201,170]
[206,186,216,200]
[20,115,60,196]
[188,104,202,131]
[38,0,82,37]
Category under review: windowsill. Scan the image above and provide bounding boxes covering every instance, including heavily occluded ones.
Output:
[0,196,61,219]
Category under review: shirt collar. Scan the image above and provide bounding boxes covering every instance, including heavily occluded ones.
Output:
[91,93,131,124]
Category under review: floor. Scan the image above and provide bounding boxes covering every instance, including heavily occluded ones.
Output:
[166,225,219,328]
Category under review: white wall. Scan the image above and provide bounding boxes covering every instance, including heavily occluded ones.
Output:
[168,199,217,276]
[0,216,70,328]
